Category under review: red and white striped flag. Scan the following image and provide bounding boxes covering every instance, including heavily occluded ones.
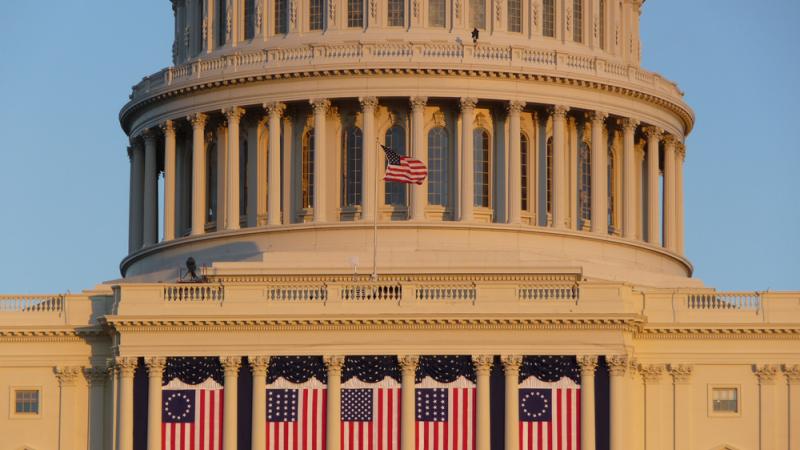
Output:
[341,377,401,450]
[266,377,327,450]
[415,377,476,450]
[162,377,224,450]
[518,377,581,450]
[382,145,428,185]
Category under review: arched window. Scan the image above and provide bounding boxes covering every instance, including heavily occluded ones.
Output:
[473,128,490,207]
[244,0,256,39]
[206,140,218,222]
[520,133,529,211]
[310,0,323,30]
[428,127,449,206]
[546,137,553,215]
[217,0,228,46]
[470,0,486,29]
[608,147,616,233]
[302,130,314,209]
[429,0,446,27]
[508,0,521,32]
[573,0,583,43]
[348,0,364,27]
[240,136,249,218]
[543,0,555,37]
[598,0,606,49]
[579,141,591,225]
[275,0,288,34]
[388,0,404,26]
[384,125,407,206]
[342,126,363,207]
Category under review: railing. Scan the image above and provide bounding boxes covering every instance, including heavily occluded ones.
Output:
[0,295,64,312]
[265,284,327,302]
[341,283,403,302]
[518,284,580,301]
[686,292,761,311]
[416,284,476,302]
[162,284,225,303]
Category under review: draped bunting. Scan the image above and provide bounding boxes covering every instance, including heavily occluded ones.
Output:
[267,356,327,384]
[519,356,580,384]
[342,355,401,383]
[163,357,224,386]
[416,355,475,383]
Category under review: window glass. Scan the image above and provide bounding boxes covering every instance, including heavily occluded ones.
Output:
[343,127,363,206]
[521,134,529,211]
[217,0,228,46]
[579,142,591,224]
[388,0,404,26]
[598,0,606,49]
[546,137,553,215]
[348,0,364,27]
[385,126,407,206]
[429,0,446,27]
[207,141,217,222]
[15,390,39,415]
[712,388,738,413]
[470,0,486,29]
[302,131,315,209]
[240,137,248,217]
[573,0,583,43]
[275,0,288,34]
[310,0,324,30]
[543,0,555,37]
[508,0,521,32]
[428,127,449,206]
[473,129,490,207]
[608,147,615,233]
[244,0,256,39]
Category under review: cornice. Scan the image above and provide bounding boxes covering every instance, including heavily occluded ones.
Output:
[636,325,800,340]
[0,326,106,343]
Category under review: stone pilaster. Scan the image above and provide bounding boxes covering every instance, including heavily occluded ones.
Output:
[115,357,139,450]
[785,365,800,450]
[145,357,167,450]
[128,140,145,252]
[162,120,178,240]
[264,102,286,226]
[311,99,331,223]
[577,356,598,450]
[142,128,159,246]
[668,365,693,450]
[360,97,379,221]
[472,355,493,450]
[607,355,627,450]
[507,101,525,224]
[189,113,209,235]
[642,126,663,246]
[590,111,608,235]
[502,355,523,450]
[249,355,270,450]
[460,97,478,222]
[55,366,82,450]
[639,364,665,450]
[409,97,428,221]
[550,105,569,229]
[755,364,779,450]
[220,356,242,450]
[224,107,246,230]
[324,355,345,450]
[620,118,639,239]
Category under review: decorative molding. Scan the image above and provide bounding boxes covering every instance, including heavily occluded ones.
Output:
[607,355,628,376]
[410,96,428,111]
[220,356,242,373]
[114,356,138,378]
[323,355,345,373]
[413,0,419,18]
[455,0,461,19]
[398,355,419,372]
[501,354,523,373]
[459,97,478,111]
[329,0,336,21]
[754,364,779,384]
[619,117,640,132]
[550,104,569,119]
[223,106,246,122]
[507,100,525,114]
[83,366,108,385]
[642,125,663,140]
[668,364,693,384]
[249,355,270,376]
[370,0,377,20]
[577,355,598,374]
[255,0,263,30]
[432,111,446,128]
[145,356,167,376]
[264,101,286,118]
[783,364,800,384]
[161,119,176,136]
[495,2,502,25]
[472,355,494,375]
[311,98,331,114]
[638,364,664,382]
[590,110,608,124]
[636,326,800,339]
[55,366,83,387]
[188,112,208,129]
[359,96,379,110]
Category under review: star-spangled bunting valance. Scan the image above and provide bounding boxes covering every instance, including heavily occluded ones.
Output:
[267,356,327,384]
[163,357,224,386]
[520,355,581,384]
[342,355,401,383]
[416,355,475,383]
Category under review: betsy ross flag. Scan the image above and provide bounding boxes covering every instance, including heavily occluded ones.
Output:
[382,145,427,185]
[519,377,581,450]
[415,377,476,450]
[341,377,401,450]
[266,377,327,450]
[162,377,224,450]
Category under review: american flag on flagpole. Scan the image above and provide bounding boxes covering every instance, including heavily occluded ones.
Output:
[415,376,476,450]
[382,145,428,185]
[162,377,224,450]
[519,377,581,450]
[266,377,327,450]
[341,377,401,450]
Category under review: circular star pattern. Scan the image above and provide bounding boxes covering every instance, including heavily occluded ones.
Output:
[521,390,550,420]
[164,391,193,421]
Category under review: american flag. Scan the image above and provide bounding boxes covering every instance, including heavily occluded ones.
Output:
[415,377,475,450]
[382,145,427,185]
[518,377,581,450]
[266,377,327,450]
[161,377,224,450]
[341,378,401,450]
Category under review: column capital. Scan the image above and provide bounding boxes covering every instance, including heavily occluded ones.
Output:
[459,97,478,111]
[188,112,208,128]
[409,96,428,111]
[324,355,345,372]
[754,364,779,384]
[55,366,83,387]
[161,119,177,136]
[310,98,331,114]
[676,142,686,160]
[662,133,678,147]
[501,354,523,373]
[398,355,419,371]
[263,101,286,117]
[642,125,664,140]
[249,355,271,376]
[506,100,525,114]
[223,106,246,122]
[83,366,108,385]
[220,356,242,373]
[577,355,599,374]
[359,96,379,110]
[145,356,167,376]
[115,356,139,377]
[783,364,800,384]
[141,127,159,143]
[638,364,665,383]
[606,355,628,376]
[589,110,608,123]
[471,355,494,375]
[549,104,570,118]
[668,364,693,384]
[618,117,640,132]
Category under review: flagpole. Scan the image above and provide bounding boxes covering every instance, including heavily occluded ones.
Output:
[371,137,380,280]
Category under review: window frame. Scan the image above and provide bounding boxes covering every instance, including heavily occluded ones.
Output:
[598,0,606,49]
[342,126,363,207]
[427,127,450,207]
[520,133,529,211]
[384,125,408,207]
[579,140,591,225]
[387,0,405,27]
[572,0,583,43]
[9,387,42,419]
[507,0,522,33]
[347,0,364,28]
[708,385,741,417]
[275,0,289,34]
[428,0,446,28]
[473,128,491,208]
[542,0,556,38]
[217,0,228,47]
[469,0,486,30]
[309,0,324,30]
[244,0,257,39]
[302,130,315,210]
[206,138,218,224]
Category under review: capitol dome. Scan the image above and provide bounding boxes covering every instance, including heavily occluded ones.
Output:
[120,0,694,287]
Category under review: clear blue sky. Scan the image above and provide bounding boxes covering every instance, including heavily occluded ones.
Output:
[0,1,797,293]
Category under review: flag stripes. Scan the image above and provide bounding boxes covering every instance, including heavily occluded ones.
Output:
[415,378,476,450]
[382,145,428,185]
[266,378,327,450]
[341,379,401,450]
[519,378,581,450]
[162,378,224,450]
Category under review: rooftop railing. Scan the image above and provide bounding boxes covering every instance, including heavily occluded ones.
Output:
[0,294,64,312]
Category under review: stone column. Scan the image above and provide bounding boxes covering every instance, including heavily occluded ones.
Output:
[324,355,344,450]
[785,365,800,450]
[662,134,677,251]
[676,143,686,254]
[620,118,639,239]
[590,112,608,235]
[116,357,138,450]
[507,101,524,224]
[409,97,428,221]
[639,364,664,450]
[265,102,286,225]
[607,355,627,450]
[142,128,159,246]
[460,97,478,221]
[577,356,598,450]
[311,99,330,223]
[163,120,178,240]
[129,141,145,252]
[360,97,379,221]
[502,355,522,450]
[219,357,241,450]
[145,357,167,450]
[250,355,270,450]
[84,366,108,450]
[669,365,693,450]
[399,355,419,450]
[472,355,493,450]
[55,366,81,450]
[224,107,245,230]
[189,113,209,235]
[550,105,569,229]
[755,365,778,450]
[643,126,662,245]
